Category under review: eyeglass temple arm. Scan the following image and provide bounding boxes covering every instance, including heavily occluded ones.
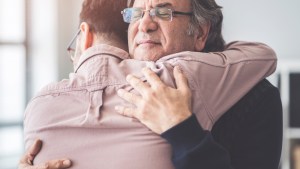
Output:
[173,11,193,16]
[67,29,81,51]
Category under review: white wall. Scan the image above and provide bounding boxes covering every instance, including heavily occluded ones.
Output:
[29,0,58,96]
[57,0,83,80]
[218,0,300,60]
[28,0,83,97]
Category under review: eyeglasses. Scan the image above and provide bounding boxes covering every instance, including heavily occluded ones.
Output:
[67,29,81,62]
[121,7,192,23]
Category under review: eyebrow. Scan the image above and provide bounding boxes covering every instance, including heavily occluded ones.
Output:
[155,2,172,8]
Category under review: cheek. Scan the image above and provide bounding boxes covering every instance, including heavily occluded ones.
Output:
[128,24,138,52]
[128,26,134,44]
[164,28,193,52]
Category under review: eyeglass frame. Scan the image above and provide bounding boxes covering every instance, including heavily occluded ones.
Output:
[67,29,81,62]
[121,7,193,23]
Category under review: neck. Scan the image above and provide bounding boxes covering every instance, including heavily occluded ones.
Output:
[93,33,128,52]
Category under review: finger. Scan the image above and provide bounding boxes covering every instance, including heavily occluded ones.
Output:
[35,159,72,169]
[142,67,164,88]
[115,106,136,118]
[18,157,32,169]
[174,66,190,93]
[19,139,43,166]
[126,74,150,96]
[117,89,141,104]
[28,139,42,157]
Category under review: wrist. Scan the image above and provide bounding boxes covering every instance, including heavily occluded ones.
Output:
[161,114,206,156]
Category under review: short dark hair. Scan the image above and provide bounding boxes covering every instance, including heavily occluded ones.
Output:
[80,0,128,42]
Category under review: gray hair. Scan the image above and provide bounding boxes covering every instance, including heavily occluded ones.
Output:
[189,0,225,52]
[126,0,225,52]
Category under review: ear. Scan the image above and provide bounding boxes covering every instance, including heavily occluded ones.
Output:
[79,22,93,51]
[194,23,211,51]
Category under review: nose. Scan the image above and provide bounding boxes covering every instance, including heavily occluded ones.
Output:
[138,10,158,33]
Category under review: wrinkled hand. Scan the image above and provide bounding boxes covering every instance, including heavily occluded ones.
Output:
[116,66,192,134]
[18,139,72,169]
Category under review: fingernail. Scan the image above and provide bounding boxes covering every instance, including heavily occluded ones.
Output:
[115,106,120,112]
[126,74,133,82]
[117,89,125,96]
[27,158,33,165]
[63,160,71,166]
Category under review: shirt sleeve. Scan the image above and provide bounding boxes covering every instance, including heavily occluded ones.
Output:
[159,41,277,130]
[161,114,233,169]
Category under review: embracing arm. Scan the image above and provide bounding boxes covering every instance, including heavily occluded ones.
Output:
[116,67,234,169]
[167,41,277,129]
[116,41,279,168]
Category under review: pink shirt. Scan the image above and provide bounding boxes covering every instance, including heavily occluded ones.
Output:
[24,41,276,169]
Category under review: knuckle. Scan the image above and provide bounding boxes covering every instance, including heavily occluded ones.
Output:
[124,92,132,100]
[139,111,146,121]
[119,106,125,115]
[148,90,156,97]
[136,79,143,85]
[153,85,165,93]
[43,163,50,169]
[123,107,131,117]
[158,84,167,90]
[148,71,156,77]
[54,161,62,169]
[145,90,156,100]
[131,77,141,86]
[129,93,136,102]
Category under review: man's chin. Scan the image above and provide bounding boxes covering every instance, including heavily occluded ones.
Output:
[134,55,160,61]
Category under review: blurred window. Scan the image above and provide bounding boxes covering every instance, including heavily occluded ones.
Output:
[0,0,26,168]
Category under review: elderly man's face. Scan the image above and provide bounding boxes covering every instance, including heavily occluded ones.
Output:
[128,0,204,61]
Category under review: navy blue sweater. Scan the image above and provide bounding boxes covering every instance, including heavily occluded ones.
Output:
[162,79,282,169]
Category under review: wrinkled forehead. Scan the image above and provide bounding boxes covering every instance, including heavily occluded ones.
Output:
[128,0,191,11]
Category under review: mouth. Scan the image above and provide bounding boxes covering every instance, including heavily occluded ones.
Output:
[136,40,160,46]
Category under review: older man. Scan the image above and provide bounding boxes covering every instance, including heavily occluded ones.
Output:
[116,0,282,169]
[19,0,281,169]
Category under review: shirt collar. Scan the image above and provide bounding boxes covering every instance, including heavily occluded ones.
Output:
[74,44,130,73]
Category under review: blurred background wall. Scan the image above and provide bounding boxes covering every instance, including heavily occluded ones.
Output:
[219,0,300,61]
[0,0,299,169]
[0,0,82,168]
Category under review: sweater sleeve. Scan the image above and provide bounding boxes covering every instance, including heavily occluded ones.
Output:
[161,115,233,169]
[161,81,282,169]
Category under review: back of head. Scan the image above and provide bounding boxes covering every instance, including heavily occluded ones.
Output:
[189,0,225,52]
[80,0,128,43]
